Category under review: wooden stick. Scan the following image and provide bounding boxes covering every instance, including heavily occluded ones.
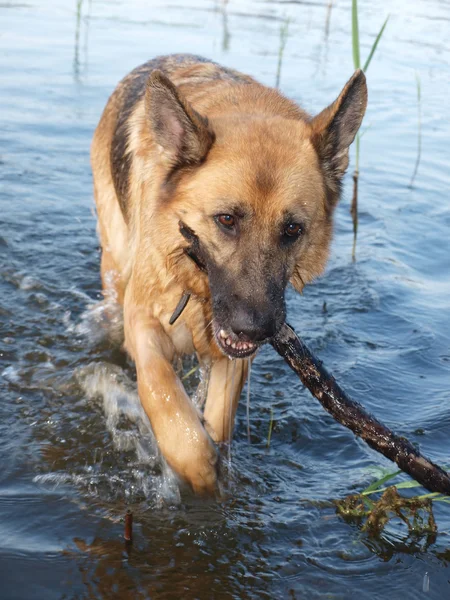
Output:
[271,323,450,495]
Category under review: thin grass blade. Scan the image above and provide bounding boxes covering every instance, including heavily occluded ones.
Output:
[364,479,422,496]
[393,479,422,490]
[267,407,274,448]
[359,122,373,139]
[415,492,442,500]
[363,15,389,72]
[351,0,361,69]
[361,470,401,495]
[409,72,422,187]
[416,70,421,103]
[181,365,200,380]
[362,496,375,510]
[275,17,290,89]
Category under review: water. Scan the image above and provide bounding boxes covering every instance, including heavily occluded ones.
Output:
[1,0,450,597]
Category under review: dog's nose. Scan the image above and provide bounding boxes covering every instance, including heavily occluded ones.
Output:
[229,305,278,342]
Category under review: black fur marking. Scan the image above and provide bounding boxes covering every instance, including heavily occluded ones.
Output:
[185,248,207,272]
[179,220,207,272]
[110,54,251,221]
[110,61,158,221]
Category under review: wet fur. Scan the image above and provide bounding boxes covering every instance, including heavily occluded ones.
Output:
[91,54,367,494]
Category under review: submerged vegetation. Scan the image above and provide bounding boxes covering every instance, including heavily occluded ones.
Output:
[351,0,389,259]
[336,470,450,540]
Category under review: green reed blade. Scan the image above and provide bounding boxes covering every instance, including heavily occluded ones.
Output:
[182,365,200,380]
[361,469,402,495]
[351,0,361,70]
[276,17,290,89]
[409,72,422,187]
[363,15,390,72]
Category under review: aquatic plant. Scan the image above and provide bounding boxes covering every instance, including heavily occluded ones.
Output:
[336,486,437,539]
[267,407,274,448]
[220,0,230,52]
[409,72,422,188]
[336,469,450,540]
[360,470,450,507]
[275,17,290,89]
[351,0,389,260]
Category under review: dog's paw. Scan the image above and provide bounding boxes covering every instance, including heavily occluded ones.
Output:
[189,447,218,496]
[173,436,218,496]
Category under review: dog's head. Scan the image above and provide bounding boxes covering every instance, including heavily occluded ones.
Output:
[145,69,367,358]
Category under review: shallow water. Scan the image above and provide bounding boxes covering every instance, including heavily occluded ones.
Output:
[1,0,450,598]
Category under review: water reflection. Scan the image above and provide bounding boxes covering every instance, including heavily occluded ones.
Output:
[65,503,250,600]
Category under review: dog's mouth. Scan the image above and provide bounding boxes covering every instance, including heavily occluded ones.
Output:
[213,324,260,359]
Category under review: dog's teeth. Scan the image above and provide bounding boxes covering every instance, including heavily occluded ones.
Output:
[219,331,258,353]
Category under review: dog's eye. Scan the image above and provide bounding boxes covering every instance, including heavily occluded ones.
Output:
[284,223,302,238]
[216,214,235,229]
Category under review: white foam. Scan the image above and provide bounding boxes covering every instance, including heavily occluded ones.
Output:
[191,363,211,409]
[61,288,217,505]
[19,274,42,291]
[1,365,21,385]
[66,298,124,346]
[65,270,124,346]
[75,361,182,505]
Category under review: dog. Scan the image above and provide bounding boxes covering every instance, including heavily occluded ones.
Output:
[91,54,367,494]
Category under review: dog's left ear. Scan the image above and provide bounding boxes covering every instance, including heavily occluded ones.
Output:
[145,70,215,168]
[310,70,367,206]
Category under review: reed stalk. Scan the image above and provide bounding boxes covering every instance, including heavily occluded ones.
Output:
[409,72,422,188]
[351,0,389,259]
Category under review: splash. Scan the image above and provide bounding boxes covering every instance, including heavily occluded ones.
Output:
[66,297,124,347]
[191,362,211,409]
[64,270,124,346]
[75,361,182,505]
[57,291,219,505]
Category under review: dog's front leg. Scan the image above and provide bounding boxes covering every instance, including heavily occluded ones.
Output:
[203,359,249,442]
[124,305,218,495]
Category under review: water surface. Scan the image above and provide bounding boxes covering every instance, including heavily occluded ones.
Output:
[1,0,450,598]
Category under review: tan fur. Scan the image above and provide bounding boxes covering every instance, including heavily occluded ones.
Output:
[91,55,367,494]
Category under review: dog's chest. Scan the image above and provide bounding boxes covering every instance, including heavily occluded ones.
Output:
[169,321,196,356]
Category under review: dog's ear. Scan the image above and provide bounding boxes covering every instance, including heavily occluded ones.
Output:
[310,70,367,207]
[145,70,215,168]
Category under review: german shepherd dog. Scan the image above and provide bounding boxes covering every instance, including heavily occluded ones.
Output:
[91,54,367,494]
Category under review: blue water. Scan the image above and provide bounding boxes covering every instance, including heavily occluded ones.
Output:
[1,0,450,598]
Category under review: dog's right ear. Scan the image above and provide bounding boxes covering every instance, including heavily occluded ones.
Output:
[310,70,367,207]
[145,70,215,169]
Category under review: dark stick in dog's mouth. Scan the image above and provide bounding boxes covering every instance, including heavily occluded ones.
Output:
[271,323,450,496]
